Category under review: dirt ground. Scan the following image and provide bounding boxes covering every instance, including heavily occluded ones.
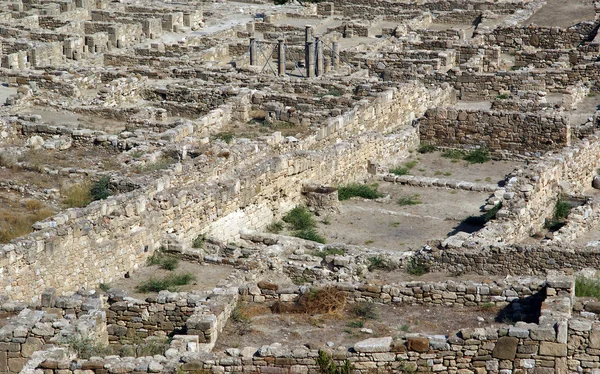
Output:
[315,184,492,251]
[399,151,520,185]
[524,0,596,28]
[18,107,127,133]
[214,302,503,351]
[108,260,235,300]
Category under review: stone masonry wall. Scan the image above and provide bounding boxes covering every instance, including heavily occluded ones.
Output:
[417,108,570,154]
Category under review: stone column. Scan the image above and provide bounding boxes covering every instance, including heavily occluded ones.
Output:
[249,37,257,66]
[304,25,313,69]
[278,38,285,76]
[315,36,324,77]
[332,42,340,69]
[306,41,315,78]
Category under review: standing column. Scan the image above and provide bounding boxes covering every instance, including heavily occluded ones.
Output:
[315,36,324,77]
[278,38,285,76]
[304,25,313,69]
[306,41,315,78]
[332,42,340,69]
[249,37,257,66]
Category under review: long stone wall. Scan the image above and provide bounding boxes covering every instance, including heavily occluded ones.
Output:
[417,108,570,154]
[0,83,453,302]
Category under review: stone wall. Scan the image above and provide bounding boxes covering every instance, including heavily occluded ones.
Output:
[0,82,452,302]
[417,108,570,154]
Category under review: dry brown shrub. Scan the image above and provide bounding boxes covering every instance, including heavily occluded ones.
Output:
[271,286,347,315]
[0,203,54,243]
[62,181,92,208]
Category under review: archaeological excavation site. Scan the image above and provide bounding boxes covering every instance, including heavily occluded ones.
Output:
[3,0,600,372]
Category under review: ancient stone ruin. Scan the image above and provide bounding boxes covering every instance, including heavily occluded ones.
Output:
[1,0,600,372]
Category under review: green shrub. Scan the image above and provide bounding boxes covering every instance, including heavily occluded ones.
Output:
[90,176,112,201]
[367,256,397,271]
[347,320,364,328]
[294,228,326,244]
[217,132,234,143]
[352,302,378,320]
[338,183,382,201]
[496,93,510,100]
[99,283,111,292]
[283,206,316,230]
[554,198,572,221]
[316,350,354,374]
[311,247,346,259]
[62,335,115,359]
[464,148,490,164]
[418,143,436,153]
[397,194,422,206]
[575,276,600,299]
[484,202,502,221]
[266,221,284,234]
[192,234,205,249]
[135,273,194,293]
[146,251,179,271]
[389,166,410,176]
[441,149,465,159]
[136,337,170,357]
[405,258,428,276]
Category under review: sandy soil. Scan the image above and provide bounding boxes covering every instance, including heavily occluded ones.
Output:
[108,261,235,300]
[214,302,503,351]
[524,0,596,28]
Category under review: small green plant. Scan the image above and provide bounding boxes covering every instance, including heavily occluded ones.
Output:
[405,258,428,276]
[400,324,410,332]
[216,132,234,143]
[135,273,194,293]
[316,350,354,374]
[283,206,316,230]
[418,143,436,153]
[90,176,112,201]
[364,239,374,245]
[397,194,422,206]
[137,155,177,173]
[464,148,490,164]
[367,256,397,271]
[311,247,346,259]
[484,202,502,221]
[99,283,111,292]
[146,251,179,271]
[389,166,410,176]
[479,302,495,311]
[192,234,205,249]
[442,149,465,159]
[347,320,364,328]
[266,221,284,233]
[294,228,326,244]
[231,303,253,335]
[131,150,145,159]
[352,302,378,320]
[496,93,510,100]
[321,217,331,225]
[62,335,115,359]
[554,198,572,221]
[485,177,492,182]
[575,276,600,299]
[337,183,382,201]
[136,337,170,357]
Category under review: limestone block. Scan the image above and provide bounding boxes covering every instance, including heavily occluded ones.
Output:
[539,342,567,357]
[354,337,393,353]
[407,337,429,352]
[492,337,518,360]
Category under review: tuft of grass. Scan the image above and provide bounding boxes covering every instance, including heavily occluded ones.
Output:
[192,234,205,249]
[0,202,54,244]
[62,181,93,208]
[400,324,410,332]
[397,194,422,206]
[283,206,316,230]
[266,221,284,233]
[352,302,378,320]
[442,149,465,159]
[137,155,177,173]
[294,228,326,244]
[367,256,397,271]
[496,93,510,100]
[389,166,410,176]
[90,176,112,201]
[135,273,194,293]
[216,132,234,143]
[99,283,111,292]
[146,251,179,270]
[554,198,572,221]
[231,303,254,335]
[418,143,436,153]
[311,247,346,259]
[575,276,600,299]
[405,258,428,276]
[61,335,115,359]
[347,320,364,328]
[464,148,490,164]
[338,183,382,201]
[479,302,495,311]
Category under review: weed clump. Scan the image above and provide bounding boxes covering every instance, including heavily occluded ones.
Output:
[367,256,397,271]
[294,228,326,244]
[311,247,346,259]
[271,286,346,315]
[147,251,179,271]
[464,148,490,164]
[397,194,422,206]
[62,181,93,208]
[135,273,194,293]
[575,276,600,299]
[405,258,429,276]
[545,197,573,231]
[316,350,354,374]
[418,143,436,153]
[266,221,284,233]
[352,302,378,320]
[231,303,254,335]
[192,234,205,249]
[90,176,112,201]
[338,183,382,201]
[283,206,316,230]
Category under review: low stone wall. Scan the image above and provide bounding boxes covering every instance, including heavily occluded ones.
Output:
[417,108,570,154]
